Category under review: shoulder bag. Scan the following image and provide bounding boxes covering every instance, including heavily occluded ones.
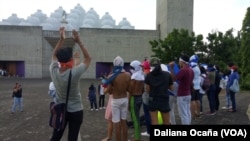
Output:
[229,79,240,93]
[49,70,72,131]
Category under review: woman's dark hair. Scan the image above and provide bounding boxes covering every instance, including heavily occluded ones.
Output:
[56,47,73,63]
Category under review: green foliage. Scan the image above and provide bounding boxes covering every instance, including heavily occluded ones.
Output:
[239,7,250,90]
[149,28,195,63]
[149,7,249,90]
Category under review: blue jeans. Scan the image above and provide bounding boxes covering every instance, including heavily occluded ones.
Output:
[143,103,151,134]
[199,93,204,113]
[207,84,216,113]
[177,95,191,125]
[229,90,236,111]
[226,89,231,108]
[11,97,23,112]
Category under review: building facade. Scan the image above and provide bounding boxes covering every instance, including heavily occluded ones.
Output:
[0,0,193,78]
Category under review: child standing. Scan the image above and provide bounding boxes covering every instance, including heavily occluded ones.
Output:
[88,83,98,111]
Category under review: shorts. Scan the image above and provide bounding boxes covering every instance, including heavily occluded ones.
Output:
[148,96,170,113]
[191,89,199,101]
[111,97,128,123]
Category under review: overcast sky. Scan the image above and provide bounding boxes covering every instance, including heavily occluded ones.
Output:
[0,0,249,37]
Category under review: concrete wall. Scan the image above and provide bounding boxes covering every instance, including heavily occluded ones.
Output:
[157,0,193,39]
[42,28,159,78]
[0,26,43,78]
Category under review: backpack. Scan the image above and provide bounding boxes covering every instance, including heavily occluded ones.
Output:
[201,74,210,91]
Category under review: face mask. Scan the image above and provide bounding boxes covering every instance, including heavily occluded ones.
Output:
[150,66,155,72]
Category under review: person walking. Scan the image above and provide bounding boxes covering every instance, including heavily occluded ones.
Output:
[49,27,91,141]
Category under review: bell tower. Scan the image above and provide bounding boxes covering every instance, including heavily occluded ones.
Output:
[156,0,194,39]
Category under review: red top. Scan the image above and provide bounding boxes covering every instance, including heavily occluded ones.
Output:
[175,65,194,96]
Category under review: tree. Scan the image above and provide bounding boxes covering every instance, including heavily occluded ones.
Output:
[239,7,250,90]
[149,29,195,63]
[205,29,240,71]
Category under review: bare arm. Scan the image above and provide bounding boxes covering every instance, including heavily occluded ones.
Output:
[72,30,91,68]
[73,51,81,66]
[52,27,65,61]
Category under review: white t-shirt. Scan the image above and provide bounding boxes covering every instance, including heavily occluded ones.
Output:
[100,85,105,95]
[191,65,201,90]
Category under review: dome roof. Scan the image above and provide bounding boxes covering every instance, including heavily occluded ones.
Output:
[6,14,22,25]
[31,9,47,23]
[118,17,131,27]
[100,12,115,27]
[19,21,32,26]
[67,17,79,29]
[41,22,54,30]
[0,5,134,30]
[50,11,62,20]
[101,12,113,21]
[74,4,85,15]
[85,8,99,20]
[0,20,11,25]
[54,6,65,15]
[27,16,40,25]
[81,24,93,28]
[82,18,96,27]
[101,25,113,29]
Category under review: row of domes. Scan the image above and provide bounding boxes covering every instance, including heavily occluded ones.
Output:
[0,4,134,30]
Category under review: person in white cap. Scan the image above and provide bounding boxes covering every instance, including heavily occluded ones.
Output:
[128,60,145,141]
[103,56,131,141]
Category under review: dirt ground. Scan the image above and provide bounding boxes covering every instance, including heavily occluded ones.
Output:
[0,77,250,141]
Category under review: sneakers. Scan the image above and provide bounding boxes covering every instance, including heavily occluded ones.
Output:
[90,108,93,111]
[222,106,232,110]
[141,131,150,137]
[96,109,99,111]
[102,107,106,109]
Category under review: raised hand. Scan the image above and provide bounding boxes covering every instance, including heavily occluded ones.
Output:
[59,27,65,40]
[72,30,80,43]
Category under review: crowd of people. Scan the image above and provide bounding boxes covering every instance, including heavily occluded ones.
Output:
[46,27,240,141]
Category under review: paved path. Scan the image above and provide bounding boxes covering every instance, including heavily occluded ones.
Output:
[0,78,249,141]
